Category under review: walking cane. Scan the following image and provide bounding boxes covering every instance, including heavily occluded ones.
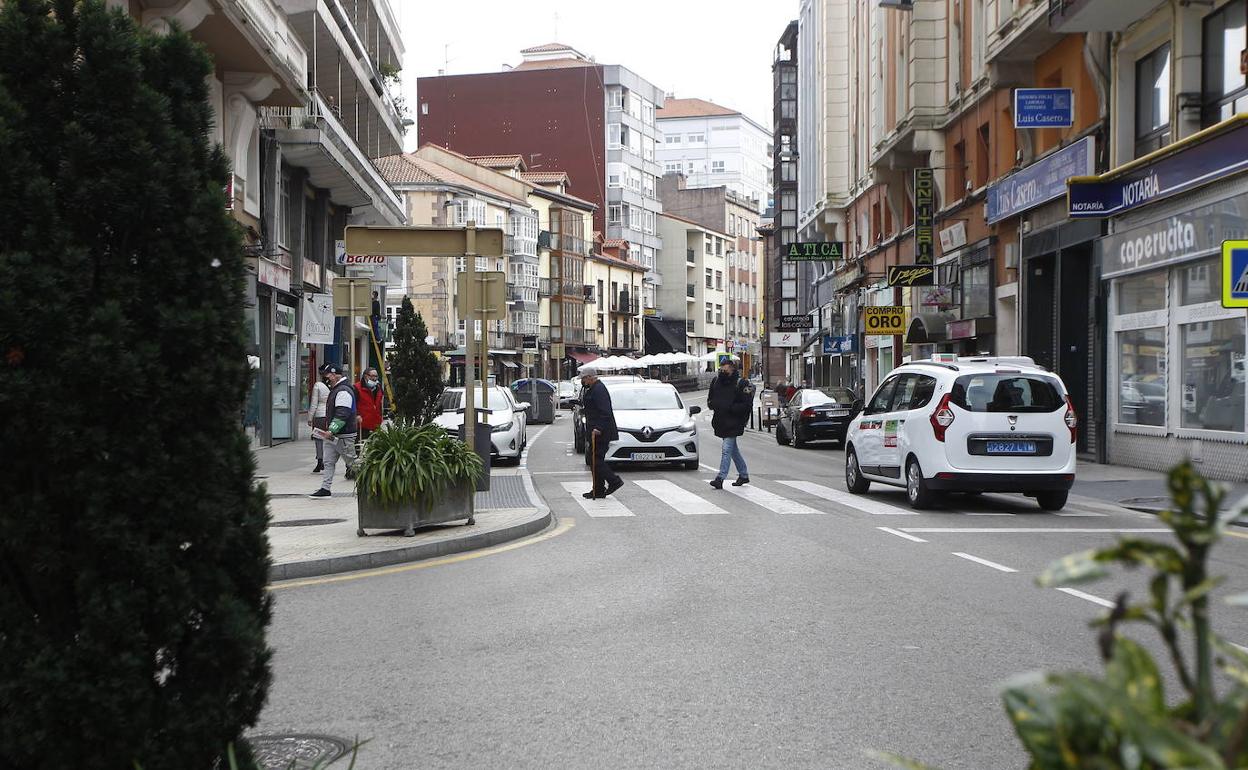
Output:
[590,429,598,499]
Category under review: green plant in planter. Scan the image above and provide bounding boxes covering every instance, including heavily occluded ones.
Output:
[354,423,482,511]
[874,462,1248,769]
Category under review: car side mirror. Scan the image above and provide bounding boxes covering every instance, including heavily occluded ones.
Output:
[689,406,702,415]
[515,402,531,412]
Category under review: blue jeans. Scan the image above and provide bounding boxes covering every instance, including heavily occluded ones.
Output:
[717,435,748,479]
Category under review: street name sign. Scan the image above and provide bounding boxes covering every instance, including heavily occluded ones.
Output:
[1223,240,1248,308]
[864,306,907,335]
[786,241,845,261]
[1013,88,1075,129]
[887,264,936,287]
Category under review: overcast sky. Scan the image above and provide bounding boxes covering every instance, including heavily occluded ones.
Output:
[391,0,798,151]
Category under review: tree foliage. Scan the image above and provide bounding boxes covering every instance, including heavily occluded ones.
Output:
[388,296,443,424]
[0,2,271,767]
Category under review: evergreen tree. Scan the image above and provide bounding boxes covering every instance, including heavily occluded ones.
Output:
[389,296,444,424]
[0,3,271,768]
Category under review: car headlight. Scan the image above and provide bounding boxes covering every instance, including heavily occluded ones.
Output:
[679,419,697,432]
[492,419,514,433]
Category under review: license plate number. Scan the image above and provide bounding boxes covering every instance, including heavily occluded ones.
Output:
[828,410,850,417]
[632,452,665,461]
[986,440,1036,454]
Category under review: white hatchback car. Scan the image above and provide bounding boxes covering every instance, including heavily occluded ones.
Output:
[844,356,1077,510]
[601,381,701,470]
[433,386,529,464]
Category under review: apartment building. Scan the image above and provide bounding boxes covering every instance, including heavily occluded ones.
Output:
[587,239,646,356]
[417,44,667,314]
[656,214,730,358]
[115,0,407,446]
[659,175,764,374]
[656,98,773,212]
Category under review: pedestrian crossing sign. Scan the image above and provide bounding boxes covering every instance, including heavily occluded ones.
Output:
[1223,240,1248,308]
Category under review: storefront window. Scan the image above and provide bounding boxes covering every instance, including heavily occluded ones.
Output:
[1118,327,1166,426]
[1179,319,1245,431]
[1116,271,1167,314]
[1179,259,1221,305]
[962,261,991,318]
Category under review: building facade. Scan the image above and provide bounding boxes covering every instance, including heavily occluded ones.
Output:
[116,0,407,447]
[656,214,730,358]
[656,98,773,212]
[416,44,666,316]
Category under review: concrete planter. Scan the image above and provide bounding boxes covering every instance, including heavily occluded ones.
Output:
[356,480,475,537]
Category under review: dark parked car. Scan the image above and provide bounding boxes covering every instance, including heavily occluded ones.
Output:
[776,387,862,448]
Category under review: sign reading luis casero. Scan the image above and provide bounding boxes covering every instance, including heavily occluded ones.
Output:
[1013,88,1074,129]
[1068,116,1248,218]
[786,242,845,261]
[986,136,1095,225]
[864,306,906,335]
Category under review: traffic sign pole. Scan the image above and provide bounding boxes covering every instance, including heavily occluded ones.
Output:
[465,222,477,452]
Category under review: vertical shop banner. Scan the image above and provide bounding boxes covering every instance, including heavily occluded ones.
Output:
[914,168,935,264]
[301,292,335,344]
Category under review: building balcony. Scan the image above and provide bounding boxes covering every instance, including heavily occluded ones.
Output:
[549,232,588,256]
[507,234,539,258]
[986,0,1065,81]
[1047,0,1155,32]
[538,278,554,298]
[265,89,405,224]
[611,294,640,315]
[686,283,696,299]
[583,285,596,303]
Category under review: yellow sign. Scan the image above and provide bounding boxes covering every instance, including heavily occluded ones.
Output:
[1222,240,1248,308]
[864,306,907,335]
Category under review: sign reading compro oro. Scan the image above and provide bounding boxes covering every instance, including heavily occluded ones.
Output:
[864,306,907,335]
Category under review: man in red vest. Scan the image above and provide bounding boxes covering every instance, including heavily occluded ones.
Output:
[354,367,384,440]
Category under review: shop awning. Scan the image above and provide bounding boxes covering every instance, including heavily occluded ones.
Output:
[905,312,957,344]
[499,360,519,369]
[569,351,599,364]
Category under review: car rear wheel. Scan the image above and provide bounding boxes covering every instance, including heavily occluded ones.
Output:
[776,423,790,445]
[906,458,936,510]
[1036,490,1068,511]
[792,427,806,448]
[845,448,870,494]
[574,431,585,453]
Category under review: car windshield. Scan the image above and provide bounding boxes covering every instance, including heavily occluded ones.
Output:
[803,390,836,406]
[951,374,1065,413]
[607,385,683,410]
[440,388,512,412]
[814,388,856,405]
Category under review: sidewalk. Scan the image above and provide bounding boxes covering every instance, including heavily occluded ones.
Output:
[256,435,550,582]
[1072,460,1248,515]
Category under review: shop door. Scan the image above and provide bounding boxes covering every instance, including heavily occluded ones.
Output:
[271,302,297,441]
[1059,245,1092,454]
[1024,253,1057,372]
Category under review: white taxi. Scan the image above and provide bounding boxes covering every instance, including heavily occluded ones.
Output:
[844,356,1077,510]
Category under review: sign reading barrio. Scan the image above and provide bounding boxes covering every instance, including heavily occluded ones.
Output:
[864,306,906,335]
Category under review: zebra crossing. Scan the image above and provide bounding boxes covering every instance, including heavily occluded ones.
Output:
[554,475,1121,521]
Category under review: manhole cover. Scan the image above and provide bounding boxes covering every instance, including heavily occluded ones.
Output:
[269,518,346,527]
[245,733,351,769]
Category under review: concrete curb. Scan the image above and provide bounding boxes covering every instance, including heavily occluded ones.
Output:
[268,445,554,582]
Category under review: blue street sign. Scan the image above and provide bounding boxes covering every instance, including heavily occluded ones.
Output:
[1014,88,1074,129]
[986,137,1094,224]
[1223,241,1248,308]
[822,335,857,355]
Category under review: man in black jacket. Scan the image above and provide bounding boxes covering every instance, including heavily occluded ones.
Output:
[707,358,754,490]
[310,362,358,498]
[579,368,623,499]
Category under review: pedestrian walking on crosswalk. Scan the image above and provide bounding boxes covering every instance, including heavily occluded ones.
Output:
[579,367,623,499]
[707,358,753,490]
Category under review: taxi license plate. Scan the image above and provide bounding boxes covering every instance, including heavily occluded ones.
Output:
[632,452,665,461]
[828,409,850,417]
[986,440,1037,454]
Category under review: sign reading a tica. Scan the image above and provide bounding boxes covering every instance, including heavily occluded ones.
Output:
[887,264,936,287]
[864,306,907,335]
[786,241,845,261]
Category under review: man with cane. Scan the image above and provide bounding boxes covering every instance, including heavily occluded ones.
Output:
[578,367,622,499]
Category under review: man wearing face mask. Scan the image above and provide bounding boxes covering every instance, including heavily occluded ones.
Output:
[707,357,754,490]
[309,363,358,498]
[354,367,384,441]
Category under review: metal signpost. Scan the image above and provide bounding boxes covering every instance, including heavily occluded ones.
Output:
[331,276,372,381]
[343,223,505,457]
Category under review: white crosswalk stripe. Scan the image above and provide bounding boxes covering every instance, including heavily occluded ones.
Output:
[722,482,824,514]
[774,480,918,515]
[633,480,730,515]
[560,482,634,517]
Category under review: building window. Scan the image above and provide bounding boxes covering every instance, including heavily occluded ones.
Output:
[609,87,624,110]
[705,303,713,323]
[705,268,713,288]
[665,134,681,144]
[608,123,621,148]
[1118,327,1167,426]
[629,206,642,231]
[687,133,705,143]
[607,205,622,225]
[1202,0,1248,128]
[643,210,655,234]
[715,304,723,324]
[1117,271,1168,315]
[628,168,642,192]
[642,99,655,125]
[276,170,291,248]
[1180,260,1220,305]
[643,135,655,161]
[715,270,723,290]
[607,162,624,188]
[712,160,725,173]
[975,123,990,189]
[643,173,656,198]
[961,261,991,318]
[1135,43,1172,158]
[1180,318,1245,430]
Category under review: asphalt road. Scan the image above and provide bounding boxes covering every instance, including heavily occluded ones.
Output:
[258,389,1248,769]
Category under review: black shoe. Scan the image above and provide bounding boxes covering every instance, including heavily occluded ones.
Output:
[732,477,750,487]
[312,462,324,473]
[710,477,724,490]
[603,480,624,497]
[308,488,331,498]
[582,490,602,500]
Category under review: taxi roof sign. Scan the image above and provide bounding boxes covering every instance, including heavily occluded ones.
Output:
[1223,240,1248,308]
[931,353,958,363]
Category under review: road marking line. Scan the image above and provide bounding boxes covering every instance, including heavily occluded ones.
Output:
[561,482,633,517]
[1057,587,1115,608]
[899,528,1171,534]
[634,479,730,515]
[530,471,593,475]
[723,482,824,514]
[269,517,576,590]
[775,480,917,515]
[878,527,927,543]
[700,463,721,473]
[953,552,1018,573]
[1054,511,1109,517]
[966,512,1015,516]
[1228,530,1248,541]
[518,426,548,470]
